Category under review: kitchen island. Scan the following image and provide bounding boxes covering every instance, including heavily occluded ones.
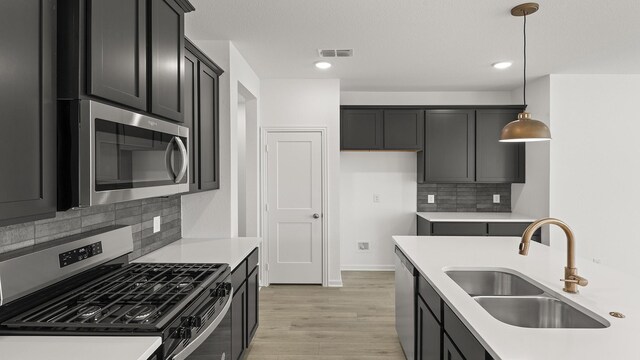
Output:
[393,235,640,360]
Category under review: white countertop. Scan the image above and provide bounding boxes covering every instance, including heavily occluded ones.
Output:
[134,237,262,270]
[393,235,640,360]
[0,336,161,360]
[417,212,536,222]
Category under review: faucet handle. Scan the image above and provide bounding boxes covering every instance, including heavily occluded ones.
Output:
[561,275,589,287]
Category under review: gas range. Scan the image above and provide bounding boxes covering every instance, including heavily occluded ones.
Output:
[0,226,232,360]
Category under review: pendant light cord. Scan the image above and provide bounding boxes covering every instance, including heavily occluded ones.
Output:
[523,12,527,105]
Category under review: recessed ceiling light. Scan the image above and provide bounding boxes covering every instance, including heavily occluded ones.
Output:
[492,61,513,69]
[315,61,332,70]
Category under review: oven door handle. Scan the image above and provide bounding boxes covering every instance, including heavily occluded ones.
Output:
[170,290,233,360]
[164,137,188,184]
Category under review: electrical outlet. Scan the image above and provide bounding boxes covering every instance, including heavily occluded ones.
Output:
[153,216,161,233]
[428,194,435,204]
[373,194,380,203]
[358,242,370,251]
[592,258,601,264]
[493,194,501,204]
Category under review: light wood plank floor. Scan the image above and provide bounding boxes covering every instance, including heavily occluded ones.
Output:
[245,271,405,360]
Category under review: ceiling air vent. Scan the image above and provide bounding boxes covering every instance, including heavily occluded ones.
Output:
[318,49,353,58]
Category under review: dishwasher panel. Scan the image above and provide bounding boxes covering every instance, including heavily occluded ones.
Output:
[395,247,415,360]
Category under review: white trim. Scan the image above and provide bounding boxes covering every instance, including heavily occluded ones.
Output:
[261,127,329,287]
[341,265,396,272]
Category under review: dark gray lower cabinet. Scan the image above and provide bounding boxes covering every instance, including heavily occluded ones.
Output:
[417,217,541,242]
[231,248,260,360]
[443,335,464,360]
[247,267,259,343]
[231,281,247,360]
[415,274,492,360]
[416,298,441,360]
[0,0,56,226]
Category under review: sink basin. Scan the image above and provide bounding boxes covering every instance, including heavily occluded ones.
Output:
[445,270,544,296]
[474,296,609,328]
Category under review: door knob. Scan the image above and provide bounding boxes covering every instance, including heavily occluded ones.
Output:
[313,213,320,219]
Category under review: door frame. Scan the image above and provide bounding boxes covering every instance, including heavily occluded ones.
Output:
[261,127,329,287]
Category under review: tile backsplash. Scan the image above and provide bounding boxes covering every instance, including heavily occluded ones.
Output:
[0,195,181,261]
[417,183,511,212]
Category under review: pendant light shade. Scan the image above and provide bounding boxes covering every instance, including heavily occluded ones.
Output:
[500,3,551,143]
[500,112,551,142]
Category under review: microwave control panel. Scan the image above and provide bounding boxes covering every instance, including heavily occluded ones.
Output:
[59,241,103,268]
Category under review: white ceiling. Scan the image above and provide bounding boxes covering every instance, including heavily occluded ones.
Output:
[186,0,640,91]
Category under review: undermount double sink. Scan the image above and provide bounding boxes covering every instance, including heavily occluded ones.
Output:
[446,270,609,329]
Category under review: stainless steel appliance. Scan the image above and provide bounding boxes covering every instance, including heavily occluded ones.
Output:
[58,100,189,210]
[0,226,231,360]
[395,246,415,360]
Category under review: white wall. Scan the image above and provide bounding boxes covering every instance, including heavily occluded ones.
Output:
[181,41,261,238]
[237,97,247,236]
[340,152,417,270]
[339,91,518,269]
[548,75,640,276]
[261,79,342,286]
[510,77,552,244]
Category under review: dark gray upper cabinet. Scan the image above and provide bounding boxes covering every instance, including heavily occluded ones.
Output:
[476,110,525,183]
[88,0,147,111]
[424,110,476,183]
[150,0,185,122]
[341,109,384,150]
[0,0,56,226]
[58,0,193,122]
[383,110,424,150]
[184,49,199,192]
[198,62,220,190]
[185,39,223,192]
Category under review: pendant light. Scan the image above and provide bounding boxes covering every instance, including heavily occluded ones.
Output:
[500,3,551,142]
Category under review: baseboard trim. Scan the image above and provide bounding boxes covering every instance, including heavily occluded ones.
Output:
[327,279,343,287]
[341,265,395,271]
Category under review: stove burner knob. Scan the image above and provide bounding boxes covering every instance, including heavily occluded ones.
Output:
[174,327,192,340]
[212,283,232,297]
[184,316,203,328]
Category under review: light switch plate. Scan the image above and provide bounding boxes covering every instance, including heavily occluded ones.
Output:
[428,194,435,204]
[358,242,370,251]
[493,194,501,204]
[373,194,380,203]
[153,216,161,233]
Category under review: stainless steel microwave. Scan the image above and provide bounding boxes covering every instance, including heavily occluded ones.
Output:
[58,100,189,209]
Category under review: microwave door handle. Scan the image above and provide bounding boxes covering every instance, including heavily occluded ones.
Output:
[174,137,188,183]
[165,137,177,181]
[170,289,233,360]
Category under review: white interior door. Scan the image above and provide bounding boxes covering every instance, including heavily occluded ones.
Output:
[266,131,323,284]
